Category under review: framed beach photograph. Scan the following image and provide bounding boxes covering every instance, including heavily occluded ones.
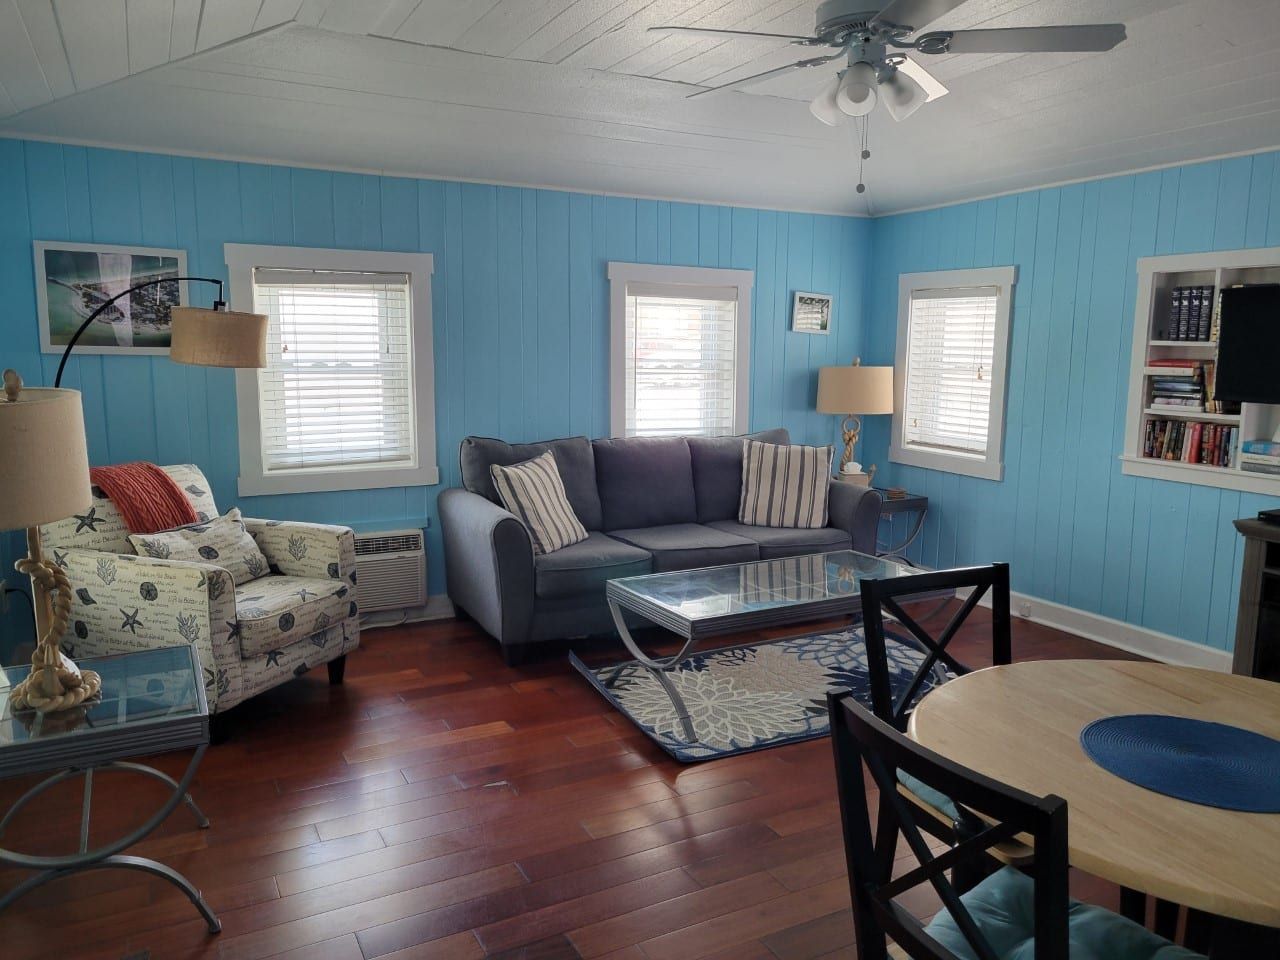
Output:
[35,241,188,355]
[792,291,833,334]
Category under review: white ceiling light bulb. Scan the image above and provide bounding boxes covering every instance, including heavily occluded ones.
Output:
[809,73,845,126]
[883,68,927,121]
[836,61,877,117]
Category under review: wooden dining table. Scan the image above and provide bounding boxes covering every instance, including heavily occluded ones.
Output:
[907,659,1280,944]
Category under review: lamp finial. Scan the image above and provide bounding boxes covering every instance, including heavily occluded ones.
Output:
[3,368,22,403]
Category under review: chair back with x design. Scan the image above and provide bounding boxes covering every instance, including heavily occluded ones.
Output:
[860,563,1011,731]
[827,692,1071,960]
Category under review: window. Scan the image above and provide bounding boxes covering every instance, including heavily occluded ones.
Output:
[227,245,438,496]
[890,267,1016,481]
[608,263,753,438]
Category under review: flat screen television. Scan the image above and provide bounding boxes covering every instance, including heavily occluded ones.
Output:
[1215,284,1280,404]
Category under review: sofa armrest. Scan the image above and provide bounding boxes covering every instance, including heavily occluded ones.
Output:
[52,548,240,711]
[438,488,534,648]
[828,482,883,555]
[243,518,357,586]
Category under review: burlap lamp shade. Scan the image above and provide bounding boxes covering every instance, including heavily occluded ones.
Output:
[0,378,92,530]
[816,364,894,417]
[169,306,268,368]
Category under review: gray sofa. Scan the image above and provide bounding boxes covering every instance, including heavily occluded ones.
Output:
[439,428,882,662]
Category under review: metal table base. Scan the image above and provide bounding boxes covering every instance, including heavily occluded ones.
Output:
[0,745,220,933]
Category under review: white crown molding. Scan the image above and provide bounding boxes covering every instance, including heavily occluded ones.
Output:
[0,133,872,219]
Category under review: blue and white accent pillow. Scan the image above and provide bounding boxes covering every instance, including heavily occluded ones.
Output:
[129,508,271,585]
[491,451,588,555]
[739,439,832,529]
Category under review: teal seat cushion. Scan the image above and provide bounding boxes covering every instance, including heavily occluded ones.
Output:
[898,769,961,822]
[923,867,1206,960]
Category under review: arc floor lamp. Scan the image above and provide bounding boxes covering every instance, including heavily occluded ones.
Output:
[2,278,266,713]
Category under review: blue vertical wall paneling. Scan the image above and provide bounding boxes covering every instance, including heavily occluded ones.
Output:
[6,133,1280,654]
[866,152,1280,652]
[0,139,871,623]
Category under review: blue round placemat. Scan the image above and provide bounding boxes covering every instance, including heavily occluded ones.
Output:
[1080,714,1280,813]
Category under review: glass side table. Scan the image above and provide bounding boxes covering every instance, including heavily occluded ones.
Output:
[0,645,219,933]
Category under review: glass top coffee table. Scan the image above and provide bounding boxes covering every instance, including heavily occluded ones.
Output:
[605,550,921,740]
[607,549,916,653]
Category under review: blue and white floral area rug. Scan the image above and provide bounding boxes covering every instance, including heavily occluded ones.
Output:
[571,626,947,762]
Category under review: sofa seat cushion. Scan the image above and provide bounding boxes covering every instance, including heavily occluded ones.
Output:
[534,532,652,600]
[704,520,850,560]
[234,575,355,659]
[610,524,759,573]
[924,866,1205,960]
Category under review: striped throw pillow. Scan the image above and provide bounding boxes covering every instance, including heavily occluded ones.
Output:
[738,439,833,529]
[490,451,588,555]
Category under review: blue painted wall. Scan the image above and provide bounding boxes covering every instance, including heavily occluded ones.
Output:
[864,151,1280,653]
[0,137,870,648]
[6,134,1279,657]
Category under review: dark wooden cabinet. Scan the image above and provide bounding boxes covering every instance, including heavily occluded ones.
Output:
[1232,518,1280,681]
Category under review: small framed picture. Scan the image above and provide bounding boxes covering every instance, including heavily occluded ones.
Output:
[792,291,833,335]
[35,241,188,355]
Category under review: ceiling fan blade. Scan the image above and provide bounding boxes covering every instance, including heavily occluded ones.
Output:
[925,23,1126,54]
[685,53,844,98]
[870,0,968,33]
[895,55,948,101]
[648,25,820,43]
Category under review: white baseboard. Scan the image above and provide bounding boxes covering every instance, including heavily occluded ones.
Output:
[959,586,1232,671]
[361,593,455,629]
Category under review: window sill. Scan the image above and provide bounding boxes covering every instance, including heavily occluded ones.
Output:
[238,463,440,497]
[889,444,1003,482]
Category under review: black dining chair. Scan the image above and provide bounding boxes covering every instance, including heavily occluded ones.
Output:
[827,691,1206,960]
[859,562,1011,733]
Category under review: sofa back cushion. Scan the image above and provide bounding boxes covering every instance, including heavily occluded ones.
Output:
[460,435,604,531]
[592,436,697,531]
[687,428,790,522]
[41,464,220,555]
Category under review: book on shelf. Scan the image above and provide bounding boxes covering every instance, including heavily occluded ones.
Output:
[1143,417,1235,466]
[1241,452,1280,476]
[1164,285,1216,341]
[1243,439,1280,456]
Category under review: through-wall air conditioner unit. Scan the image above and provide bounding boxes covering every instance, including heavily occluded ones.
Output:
[352,528,426,613]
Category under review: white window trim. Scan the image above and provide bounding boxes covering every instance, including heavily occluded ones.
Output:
[227,243,439,497]
[890,266,1017,482]
[607,262,754,438]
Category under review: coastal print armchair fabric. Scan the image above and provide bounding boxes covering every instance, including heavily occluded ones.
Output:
[42,465,360,714]
[50,550,244,709]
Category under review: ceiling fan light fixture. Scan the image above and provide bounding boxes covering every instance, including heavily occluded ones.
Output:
[809,72,846,126]
[836,61,877,117]
[883,68,927,121]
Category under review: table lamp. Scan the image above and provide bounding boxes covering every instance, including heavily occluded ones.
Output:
[817,357,894,483]
[0,369,100,713]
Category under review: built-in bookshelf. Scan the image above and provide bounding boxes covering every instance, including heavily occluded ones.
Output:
[1122,247,1280,495]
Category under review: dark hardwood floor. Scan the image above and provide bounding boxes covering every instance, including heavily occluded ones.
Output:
[0,605,1138,960]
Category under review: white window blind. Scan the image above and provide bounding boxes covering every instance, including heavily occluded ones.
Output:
[623,281,739,438]
[254,268,417,472]
[902,286,999,456]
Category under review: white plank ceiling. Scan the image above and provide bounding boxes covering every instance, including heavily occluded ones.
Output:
[1,0,1279,213]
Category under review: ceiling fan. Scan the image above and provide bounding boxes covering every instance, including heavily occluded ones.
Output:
[650,0,1126,124]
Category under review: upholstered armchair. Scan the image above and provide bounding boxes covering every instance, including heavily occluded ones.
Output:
[38,464,360,715]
